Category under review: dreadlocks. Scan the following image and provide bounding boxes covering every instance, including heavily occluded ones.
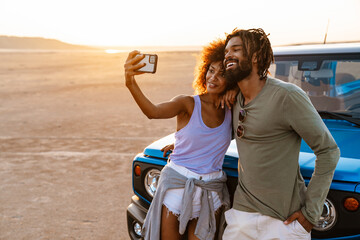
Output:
[225,28,274,80]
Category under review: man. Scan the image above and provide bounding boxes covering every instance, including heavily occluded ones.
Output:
[222,28,340,240]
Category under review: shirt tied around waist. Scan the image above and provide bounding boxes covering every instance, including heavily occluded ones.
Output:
[142,164,230,240]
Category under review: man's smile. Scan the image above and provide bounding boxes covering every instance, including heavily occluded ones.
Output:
[225,59,238,70]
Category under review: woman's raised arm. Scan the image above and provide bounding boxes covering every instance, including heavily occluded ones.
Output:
[124,50,189,119]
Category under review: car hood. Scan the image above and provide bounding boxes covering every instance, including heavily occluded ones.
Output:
[143,129,360,183]
[143,133,176,159]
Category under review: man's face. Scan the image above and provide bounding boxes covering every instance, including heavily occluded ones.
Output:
[224,36,252,85]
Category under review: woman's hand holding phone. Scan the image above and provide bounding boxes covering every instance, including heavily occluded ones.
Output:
[124,51,146,87]
[124,50,158,87]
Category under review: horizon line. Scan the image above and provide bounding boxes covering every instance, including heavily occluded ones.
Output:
[1,34,360,50]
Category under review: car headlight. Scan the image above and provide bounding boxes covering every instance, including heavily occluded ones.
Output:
[144,169,161,197]
[133,222,142,237]
[313,198,337,231]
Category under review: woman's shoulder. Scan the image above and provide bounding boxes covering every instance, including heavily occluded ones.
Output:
[171,95,196,115]
[171,94,195,104]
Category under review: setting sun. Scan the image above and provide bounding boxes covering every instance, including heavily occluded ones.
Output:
[105,49,122,54]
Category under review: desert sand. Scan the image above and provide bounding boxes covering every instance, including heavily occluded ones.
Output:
[0,50,199,239]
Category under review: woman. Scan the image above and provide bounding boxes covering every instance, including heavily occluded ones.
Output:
[124,39,231,240]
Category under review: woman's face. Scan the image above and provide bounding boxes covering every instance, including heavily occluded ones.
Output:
[205,61,226,94]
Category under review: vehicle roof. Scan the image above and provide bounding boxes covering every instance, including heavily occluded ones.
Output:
[273,43,360,56]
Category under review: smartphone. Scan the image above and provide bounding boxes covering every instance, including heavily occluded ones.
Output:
[136,54,158,73]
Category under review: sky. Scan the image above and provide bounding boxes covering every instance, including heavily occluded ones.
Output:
[0,0,360,47]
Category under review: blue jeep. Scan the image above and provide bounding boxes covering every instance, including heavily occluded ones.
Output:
[127,43,360,240]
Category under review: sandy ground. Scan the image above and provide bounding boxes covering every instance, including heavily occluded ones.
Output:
[0,50,199,239]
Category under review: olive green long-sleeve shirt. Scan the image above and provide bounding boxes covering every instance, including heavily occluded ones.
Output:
[232,77,340,225]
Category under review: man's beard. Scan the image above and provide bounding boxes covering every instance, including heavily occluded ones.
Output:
[225,59,252,89]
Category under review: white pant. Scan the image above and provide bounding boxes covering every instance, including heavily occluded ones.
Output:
[223,208,311,240]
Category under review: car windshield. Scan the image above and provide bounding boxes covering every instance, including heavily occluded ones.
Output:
[270,55,360,116]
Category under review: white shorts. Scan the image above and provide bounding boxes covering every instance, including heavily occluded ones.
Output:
[223,208,311,240]
[162,161,224,219]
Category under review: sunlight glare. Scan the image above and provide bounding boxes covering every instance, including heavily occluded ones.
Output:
[105,49,122,54]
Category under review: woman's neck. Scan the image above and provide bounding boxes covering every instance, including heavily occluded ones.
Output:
[201,93,222,109]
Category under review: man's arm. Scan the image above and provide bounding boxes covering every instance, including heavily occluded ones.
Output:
[220,87,239,109]
[284,87,340,228]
